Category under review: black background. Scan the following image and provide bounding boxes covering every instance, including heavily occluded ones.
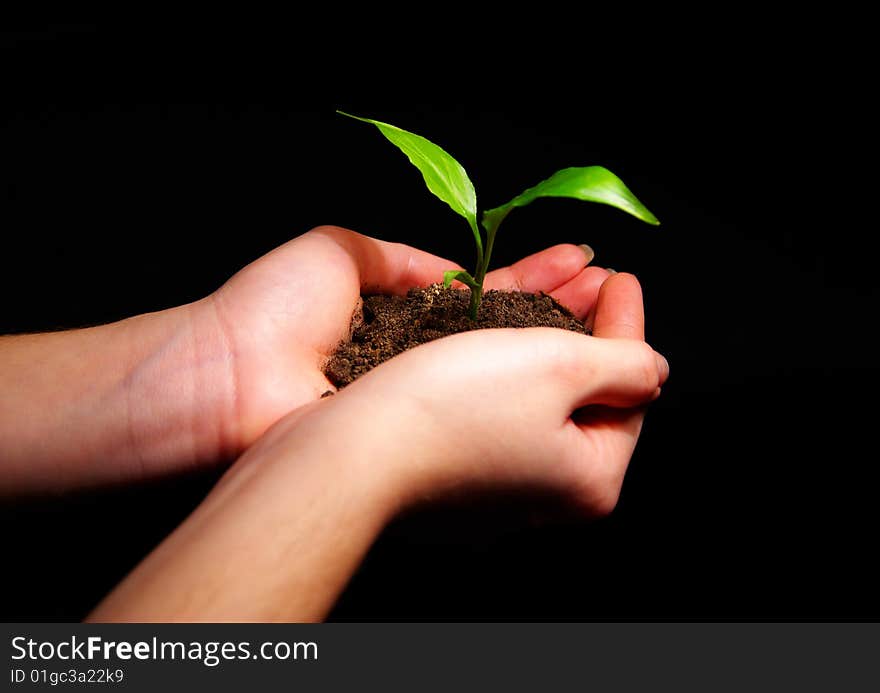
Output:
[1,22,876,620]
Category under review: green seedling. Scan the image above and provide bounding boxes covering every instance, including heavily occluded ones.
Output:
[339,111,659,319]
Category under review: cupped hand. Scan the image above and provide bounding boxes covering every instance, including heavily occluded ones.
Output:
[318,271,668,516]
[203,226,603,455]
[87,269,663,621]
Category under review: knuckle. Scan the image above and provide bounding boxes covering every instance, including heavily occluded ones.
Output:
[592,486,622,517]
[307,224,352,241]
[499,266,524,292]
[542,332,587,382]
[562,438,627,518]
[571,469,623,517]
[632,341,661,395]
[590,457,627,516]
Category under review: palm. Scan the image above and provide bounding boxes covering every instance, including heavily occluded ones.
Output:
[210,226,604,446]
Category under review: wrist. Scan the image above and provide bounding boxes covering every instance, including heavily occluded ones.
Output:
[317,384,448,514]
[288,395,414,519]
[122,297,243,477]
[89,397,407,622]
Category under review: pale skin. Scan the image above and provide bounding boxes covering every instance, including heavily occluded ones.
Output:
[0,226,668,621]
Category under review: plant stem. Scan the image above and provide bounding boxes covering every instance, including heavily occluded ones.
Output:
[466,212,507,321]
[475,226,498,287]
[467,213,504,320]
[468,218,484,282]
[467,285,481,320]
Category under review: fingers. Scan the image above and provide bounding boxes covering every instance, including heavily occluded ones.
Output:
[312,228,597,298]
[591,272,645,340]
[484,244,593,293]
[310,226,463,294]
[549,266,611,320]
[563,407,646,514]
[309,229,642,346]
[588,273,670,392]
[564,336,665,409]
[589,272,668,387]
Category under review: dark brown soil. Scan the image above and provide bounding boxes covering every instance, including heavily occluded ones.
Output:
[324,284,588,389]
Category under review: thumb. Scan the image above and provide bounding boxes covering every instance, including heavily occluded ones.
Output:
[310,226,462,293]
[545,331,666,410]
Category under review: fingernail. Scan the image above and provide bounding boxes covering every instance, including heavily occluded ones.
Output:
[655,352,670,381]
[606,268,617,274]
[579,243,595,265]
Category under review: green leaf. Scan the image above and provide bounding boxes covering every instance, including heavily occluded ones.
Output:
[482,166,660,234]
[443,269,480,290]
[337,111,480,242]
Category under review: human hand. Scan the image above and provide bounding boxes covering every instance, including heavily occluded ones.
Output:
[198,225,604,456]
[314,271,667,515]
[0,226,601,495]
[89,271,664,621]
